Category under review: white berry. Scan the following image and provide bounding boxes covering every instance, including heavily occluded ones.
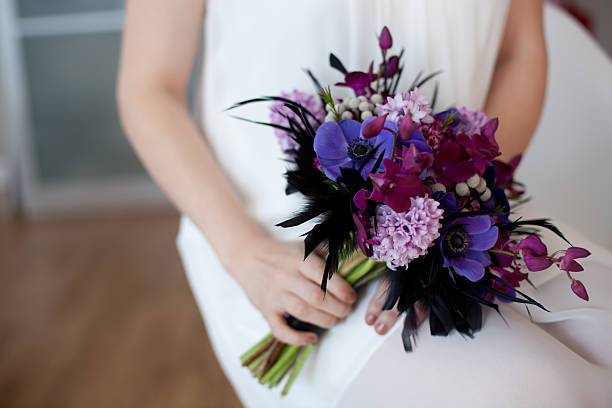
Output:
[370,94,383,104]
[357,95,368,103]
[348,98,360,109]
[361,110,373,120]
[324,113,336,122]
[476,178,487,193]
[359,101,373,111]
[480,188,492,201]
[466,174,480,188]
[341,111,354,120]
[455,182,470,197]
[431,183,447,193]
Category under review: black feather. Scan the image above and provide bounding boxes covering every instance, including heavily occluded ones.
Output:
[329,53,348,74]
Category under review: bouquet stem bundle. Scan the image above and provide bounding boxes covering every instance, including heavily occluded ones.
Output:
[240,256,385,396]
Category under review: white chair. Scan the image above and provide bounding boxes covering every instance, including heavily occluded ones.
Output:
[516,5,612,250]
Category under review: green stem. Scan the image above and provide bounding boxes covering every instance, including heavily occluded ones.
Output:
[247,352,266,372]
[240,333,273,364]
[259,345,301,384]
[488,249,515,257]
[268,347,299,388]
[346,259,378,286]
[282,344,314,397]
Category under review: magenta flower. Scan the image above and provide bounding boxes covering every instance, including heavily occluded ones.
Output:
[379,55,400,78]
[368,145,433,212]
[516,235,553,272]
[440,215,499,282]
[370,196,444,269]
[455,118,501,173]
[558,247,591,272]
[433,141,478,183]
[335,62,377,96]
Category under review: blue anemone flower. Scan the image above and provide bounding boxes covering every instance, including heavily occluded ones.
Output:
[313,118,396,181]
[440,215,499,282]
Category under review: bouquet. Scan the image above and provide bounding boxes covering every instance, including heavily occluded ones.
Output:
[230,26,591,396]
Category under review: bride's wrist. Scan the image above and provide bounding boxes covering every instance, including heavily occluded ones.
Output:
[217,226,270,281]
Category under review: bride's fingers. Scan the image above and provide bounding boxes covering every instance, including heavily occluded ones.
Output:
[365,279,391,326]
[281,292,340,329]
[289,275,352,319]
[373,309,400,335]
[268,313,318,346]
[301,256,357,305]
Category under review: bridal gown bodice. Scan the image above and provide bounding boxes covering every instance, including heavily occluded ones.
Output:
[177,1,612,407]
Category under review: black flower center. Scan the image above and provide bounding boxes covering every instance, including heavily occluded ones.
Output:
[347,139,373,161]
[445,229,469,255]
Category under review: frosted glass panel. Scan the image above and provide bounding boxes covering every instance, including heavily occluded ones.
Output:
[18,0,124,17]
[23,32,145,183]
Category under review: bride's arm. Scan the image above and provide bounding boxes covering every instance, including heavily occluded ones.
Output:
[484,0,547,161]
[117,0,356,346]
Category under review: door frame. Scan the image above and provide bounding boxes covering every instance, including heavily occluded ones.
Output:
[0,1,169,217]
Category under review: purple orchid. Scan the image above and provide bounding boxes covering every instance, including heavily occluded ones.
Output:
[368,145,433,212]
[440,215,499,282]
[433,141,478,183]
[515,235,553,272]
[313,118,396,181]
[455,118,501,173]
[335,62,377,96]
[494,155,523,197]
[559,247,591,272]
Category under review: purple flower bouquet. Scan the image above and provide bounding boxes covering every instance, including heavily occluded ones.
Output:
[231,26,590,396]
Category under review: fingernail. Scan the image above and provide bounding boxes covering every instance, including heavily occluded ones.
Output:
[375,322,386,334]
[366,314,376,325]
[307,334,318,343]
[349,291,357,303]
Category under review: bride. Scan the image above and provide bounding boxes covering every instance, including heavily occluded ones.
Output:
[117,0,612,406]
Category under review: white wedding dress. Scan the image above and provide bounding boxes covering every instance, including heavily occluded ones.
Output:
[176,1,612,406]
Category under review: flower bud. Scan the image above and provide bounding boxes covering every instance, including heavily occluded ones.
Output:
[362,113,388,139]
[571,279,589,301]
[379,26,393,50]
[398,115,415,141]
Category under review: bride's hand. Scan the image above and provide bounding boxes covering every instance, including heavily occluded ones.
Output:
[365,280,429,335]
[225,237,357,346]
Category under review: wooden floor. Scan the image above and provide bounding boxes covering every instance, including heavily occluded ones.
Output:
[0,212,241,408]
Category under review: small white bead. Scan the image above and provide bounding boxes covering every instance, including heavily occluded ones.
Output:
[361,110,373,120]
[480,188,492,202]
[357,95,368,103]
[359,101,372,112]
[341,111,354,120]
[476,178,487,193]
[455,182,470,197]
[431,183,447,194]
[348,98,360,109]
[466,174,480,188]
[373,107,379,115]
[324,113,336,122]
[370,94,383,104]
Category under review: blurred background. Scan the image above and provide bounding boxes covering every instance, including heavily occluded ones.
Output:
[0,1,610,407]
